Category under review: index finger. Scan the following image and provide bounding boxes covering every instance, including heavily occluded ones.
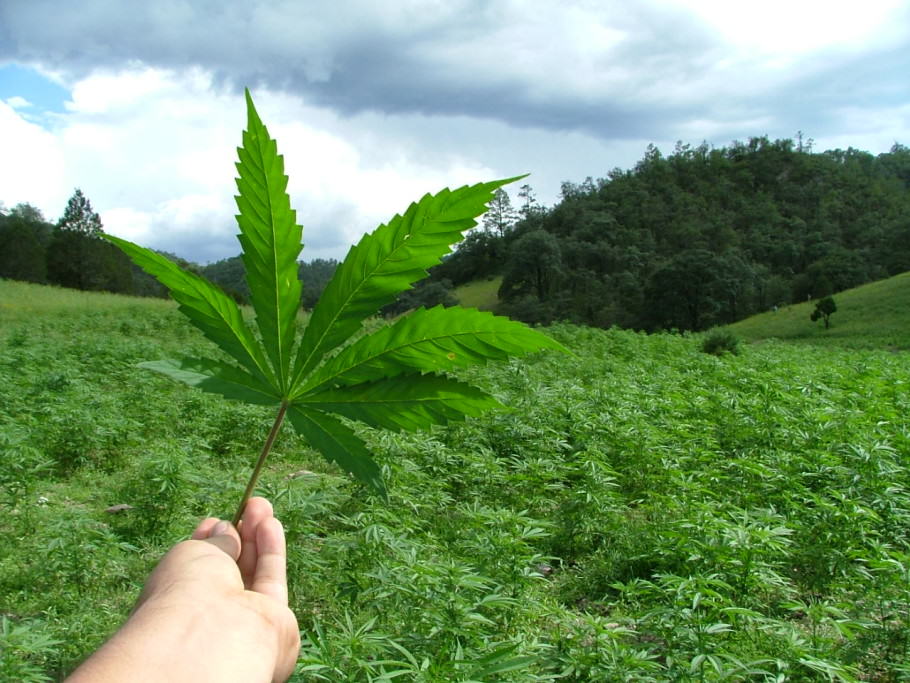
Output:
[251,516,288,605]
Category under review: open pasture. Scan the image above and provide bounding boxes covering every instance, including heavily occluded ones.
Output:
[1,280,909,681]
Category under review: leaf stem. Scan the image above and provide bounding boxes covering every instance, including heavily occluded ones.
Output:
[232,400,289,526]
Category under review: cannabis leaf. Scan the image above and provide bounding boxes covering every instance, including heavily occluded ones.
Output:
[105,90,566,523]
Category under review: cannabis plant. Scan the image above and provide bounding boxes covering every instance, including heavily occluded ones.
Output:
[105,91,564,523]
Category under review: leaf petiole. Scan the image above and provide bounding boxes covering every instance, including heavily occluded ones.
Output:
[232,400,289,526]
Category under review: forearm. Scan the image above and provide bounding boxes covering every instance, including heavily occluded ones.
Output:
[66,598,277,683]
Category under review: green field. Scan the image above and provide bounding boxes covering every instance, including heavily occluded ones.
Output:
[727,271,910,351]
[453,276,502,311]
[2,279,910,681]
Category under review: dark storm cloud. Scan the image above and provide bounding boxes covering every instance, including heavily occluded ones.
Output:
[0,0,731,140]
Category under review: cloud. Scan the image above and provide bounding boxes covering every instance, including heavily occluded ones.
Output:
[0,66,506,263]
[0,0,907,263]
[0,99,67,216]
[6,95,30,108]
[4,0,907,140]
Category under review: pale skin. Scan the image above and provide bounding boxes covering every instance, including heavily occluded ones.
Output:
[66,497,301,683]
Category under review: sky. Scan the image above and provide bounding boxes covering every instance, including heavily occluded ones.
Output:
[1,0,908,264]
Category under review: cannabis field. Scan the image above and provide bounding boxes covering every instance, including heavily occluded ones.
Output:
[2,279,909,681]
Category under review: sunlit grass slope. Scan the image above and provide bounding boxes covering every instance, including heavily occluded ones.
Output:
[0,279,176,320]
[452,276,502,311]
[727,271,910,350]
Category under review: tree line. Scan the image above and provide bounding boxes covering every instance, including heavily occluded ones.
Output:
[4,137,908,331]
[0,189,339,308]
[429,137,910,331]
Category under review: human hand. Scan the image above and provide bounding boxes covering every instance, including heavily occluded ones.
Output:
[67,497,300,683]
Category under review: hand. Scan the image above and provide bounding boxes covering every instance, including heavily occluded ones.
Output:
[67,497,300,683]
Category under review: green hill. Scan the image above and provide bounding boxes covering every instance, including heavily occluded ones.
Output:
[726,271,910,350]
[453,276,502,311]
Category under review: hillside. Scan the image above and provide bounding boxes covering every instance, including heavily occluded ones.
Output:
[452,276,502,311]
[726,271,910,350]
[434,139,910,331]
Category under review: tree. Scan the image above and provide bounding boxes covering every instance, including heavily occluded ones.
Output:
[58,188,103,236]
[517,183,539,219]
[810,296,837,329]
[0,204,52,283]
[482,188,518,237]
[499,229,563,302]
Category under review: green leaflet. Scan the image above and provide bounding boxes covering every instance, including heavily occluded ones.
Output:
[102,234,274,384]
[234,90,303,393]
[299,375,500,432]
[140,358,281,406]
[286,406,385,497]
[289,177,525,389]
[107,91,565,503]
[297,305,569,394]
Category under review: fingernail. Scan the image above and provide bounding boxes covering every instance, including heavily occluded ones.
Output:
[211,520,231,537]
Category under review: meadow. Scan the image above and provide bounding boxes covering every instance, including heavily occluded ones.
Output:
[727,272,910,351]
[1,279,909,681]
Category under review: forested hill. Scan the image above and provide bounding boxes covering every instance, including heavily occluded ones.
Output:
[2,138,908,331]
[432,138,910,331]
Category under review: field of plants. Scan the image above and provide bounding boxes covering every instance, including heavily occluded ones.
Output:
[2,279,909,681]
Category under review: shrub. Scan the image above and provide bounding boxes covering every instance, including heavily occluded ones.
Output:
[701,328,741,356]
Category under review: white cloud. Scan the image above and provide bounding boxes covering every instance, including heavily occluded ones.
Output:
[5,95,31,109]
[1,66,505,262]
[0,0,906,263]
[0,100,67,217]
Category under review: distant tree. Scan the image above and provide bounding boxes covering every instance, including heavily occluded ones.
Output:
[58,188,103,236]
[517,183,539,219]
[9,203,47,224]
[499,229,563,302]
[47,190,132,292]
[0,204,53,283]
[644,249,744,331]
[203,255,250,302]
[383,278,457,316]
[299,258,338,309]
[482,188,518,238]
[810,296,837,329]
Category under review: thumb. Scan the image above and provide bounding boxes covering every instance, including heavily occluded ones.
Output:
[202,519,242,560]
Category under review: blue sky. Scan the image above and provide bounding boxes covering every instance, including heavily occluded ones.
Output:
[1,0,908,264]
[0,63,69,116]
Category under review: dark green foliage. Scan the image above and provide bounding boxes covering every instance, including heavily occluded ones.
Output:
[382,277,456,316]
[200,255,249,302]
[0,205,52,283]
[434,228,506,285]
[298,258,338,309]
[46,229,133,293]
[811,296,837,329]
[700,328,741,356]
[430,137,910,331]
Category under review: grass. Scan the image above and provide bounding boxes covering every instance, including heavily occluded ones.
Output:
[2,279,910,680]
[0,279,176,319]
[727,271,910,350]
[453,276,502,311]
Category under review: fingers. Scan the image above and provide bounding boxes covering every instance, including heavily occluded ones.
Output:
[237,497,273,588]
[198,518,242,560]
[251,516,288,606]
[192,498,288,603]
[192,517,220,540]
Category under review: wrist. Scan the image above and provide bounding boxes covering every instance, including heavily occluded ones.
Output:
[68,593,278,683]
